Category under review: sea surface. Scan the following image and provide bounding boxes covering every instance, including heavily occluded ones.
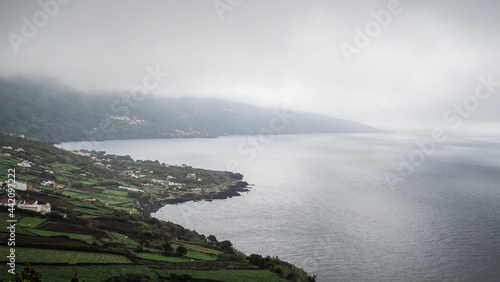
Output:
[59,133,500,281]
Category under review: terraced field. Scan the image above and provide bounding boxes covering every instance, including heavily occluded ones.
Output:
[0,265,285,282]
[0,246,132,264]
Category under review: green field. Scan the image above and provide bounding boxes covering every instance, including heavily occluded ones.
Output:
[0,134,314,282]
[0,246,132,264]
[136,252,191,262]
[181,242,222,255]
[109,232,140,248]
[185,250,218,261]
[27,229,94,244]
[17,216,46,228]
[165,269,285,282]
[0,264,285,282]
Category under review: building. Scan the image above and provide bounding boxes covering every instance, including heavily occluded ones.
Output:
[0,198,52,215]
[41,180,57,187]
[17,201,41,213]
[118,186,145,193]
[17,160,32,168]
[7,181,27,191]
[41,203,51,214]
[0,197,21,206]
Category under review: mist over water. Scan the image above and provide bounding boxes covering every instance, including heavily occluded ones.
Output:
[59,133,500,281]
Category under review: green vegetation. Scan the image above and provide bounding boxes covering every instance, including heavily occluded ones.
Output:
[26,229,95,244]
[0,133,316,281]
[136,252,191,262]
[17,216,46,228]
[0,246,132,264]
[2,265,286,282]
[0,133,245,215]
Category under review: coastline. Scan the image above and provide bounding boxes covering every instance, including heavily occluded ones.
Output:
[141,180,250,216]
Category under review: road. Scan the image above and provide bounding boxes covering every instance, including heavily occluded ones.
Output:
[53,168,72,193]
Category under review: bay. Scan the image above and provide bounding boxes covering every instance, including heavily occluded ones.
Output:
[59,133,500,281]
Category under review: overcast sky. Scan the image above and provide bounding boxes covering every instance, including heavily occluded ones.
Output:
[1,0,499,132]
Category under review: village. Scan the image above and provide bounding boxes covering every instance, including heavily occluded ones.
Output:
[0,142,225,217]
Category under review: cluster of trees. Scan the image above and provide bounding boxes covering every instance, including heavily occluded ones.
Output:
[247,254,317,281]
[206,234,234,254]
[162,243,188,256]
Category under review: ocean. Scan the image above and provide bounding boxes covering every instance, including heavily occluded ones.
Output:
[59,133,500,281]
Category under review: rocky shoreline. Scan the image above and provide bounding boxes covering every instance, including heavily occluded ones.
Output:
[141,181,250,216]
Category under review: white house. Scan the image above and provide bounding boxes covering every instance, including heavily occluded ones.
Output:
[187,173,196,179]
[41,203,51,215]
[118,186,145,193]
[15,201,51,215]
[41,180,57,187]
[17,201,41,213]
[8,181,27,191]
[17,160,32,168]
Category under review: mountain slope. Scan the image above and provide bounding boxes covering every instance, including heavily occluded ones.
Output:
[0,76,383,142]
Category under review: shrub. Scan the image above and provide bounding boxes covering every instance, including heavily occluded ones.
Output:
[175,246,188,256]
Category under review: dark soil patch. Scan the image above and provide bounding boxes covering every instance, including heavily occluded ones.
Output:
[19,191,74,209]
[2,234,90,247]
[38,221,110,238]
[138,259,258,270]
[80,187,104,193]
[95,219,142,233]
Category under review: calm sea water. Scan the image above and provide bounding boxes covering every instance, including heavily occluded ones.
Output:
[59,133,500,281]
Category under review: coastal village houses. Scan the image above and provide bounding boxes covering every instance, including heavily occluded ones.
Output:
[17,160,32,168]
[0,180,51,215]
[4,180,28,191]
[0,198,51,215]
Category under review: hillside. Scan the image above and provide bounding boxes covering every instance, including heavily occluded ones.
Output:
[0,134,316,281]
[0,76,383,143]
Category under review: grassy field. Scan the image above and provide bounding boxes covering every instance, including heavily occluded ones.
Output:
[0,264,285,282]
[0,135,313,282]
[164,269,285,282]
[109,232,140,248]
[184,250,218,261]
[17,216,46,228]
[0,246,132,264]
[136,252,192,262]
[180,242,222,256]
[0,212,21,227]
[27,229,94,244]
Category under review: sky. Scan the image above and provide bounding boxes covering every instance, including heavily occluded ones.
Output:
[0,0,499,132]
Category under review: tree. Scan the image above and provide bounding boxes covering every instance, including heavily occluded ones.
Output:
[207,234,218,245]
[247,254,267,268]
[218,240,234,254]
[71,272,86,282]
[163,243,174,255]
[15,263,42,282]
[176,245,188,256]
